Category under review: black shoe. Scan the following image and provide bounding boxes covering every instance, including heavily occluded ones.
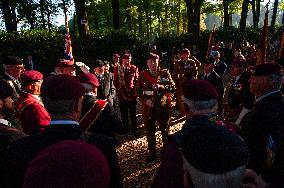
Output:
[146,154,157,162]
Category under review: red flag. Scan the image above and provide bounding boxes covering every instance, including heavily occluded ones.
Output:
[257,10,268,64]
[277,31,284,59]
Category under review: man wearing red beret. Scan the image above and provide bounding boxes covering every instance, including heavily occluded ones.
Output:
[152,79,239,187]
[239,63,284,187]
[114,53,139,135]
[16,70,50,135]
[226,58,255,124]
[136,54,175,161]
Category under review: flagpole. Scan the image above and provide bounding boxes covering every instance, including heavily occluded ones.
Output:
[206,24,216,58]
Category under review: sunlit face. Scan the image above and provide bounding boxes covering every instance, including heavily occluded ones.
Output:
[31,80,43,96]
[147,59,158,72]
[231,65,243,77]
[6,65,25,79]
[122,57,131,67]
[94,66,104,75]
[103,64,110,73]
[61,66,76,76]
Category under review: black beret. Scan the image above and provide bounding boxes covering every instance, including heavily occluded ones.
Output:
[253,63,281,76]
[180,125,249,174]
[93,60,105,68]
[0,79,14,99]
[1,56,23,65]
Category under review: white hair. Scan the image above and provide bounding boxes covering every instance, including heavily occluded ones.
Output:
[182,95,218,114]
[182,155,246,188]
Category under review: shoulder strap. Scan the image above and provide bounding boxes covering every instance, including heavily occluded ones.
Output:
[79,99,109,131]
[142,70,157,85]
[17,97,43,113]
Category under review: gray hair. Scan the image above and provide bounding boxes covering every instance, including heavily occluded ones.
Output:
[182,95,218,114]
[81,83,94,93]
[182,156,246,188]
[42,97,75,115]
[268,73,282,90]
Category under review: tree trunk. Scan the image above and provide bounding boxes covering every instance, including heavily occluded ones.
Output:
[240,0,250,32]
[39,0,46,29]
[271,0,279,33]
[256,0,261,27]
[145,0,150,39]
[193,0,202,47]
[125,0,132,31]
[0,0,17,32]
[176,0,181,35]
[185,0,194,34]
[73,0,89,39]
[111,0,120,29]
[223,0,229,27]
[138,0,143,37]
[282,11,284,25]
[251,0,258,28]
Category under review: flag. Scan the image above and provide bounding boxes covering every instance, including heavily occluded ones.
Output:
[277,31,284,59]
[206,24,216,58]
[64,31,74,62]
[257,10,268,64]
[63,4,74,64]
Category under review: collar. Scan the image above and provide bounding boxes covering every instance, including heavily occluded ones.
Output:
[23,91,42,101]
[256,90,281,103]
[0,119,10,126]
[85,92,96,97]
[5,72,16,81]
[205,71,213,77]
[50,120,79,125]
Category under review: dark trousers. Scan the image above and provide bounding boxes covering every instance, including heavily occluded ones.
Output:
[142,103,170,156]
[118,100,137,133]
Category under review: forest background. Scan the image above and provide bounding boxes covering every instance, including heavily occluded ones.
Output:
[0,0,284,74]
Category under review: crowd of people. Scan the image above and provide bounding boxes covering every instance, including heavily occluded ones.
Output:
[0,40,283,187]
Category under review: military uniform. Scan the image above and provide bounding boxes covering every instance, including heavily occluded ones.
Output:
[16,92,50,135]
[0,73,21,100]
[136,68,175,157]
[226,71,255,122]
[114,63,139,134]
[96,72,116,104]
[172,57,200,116]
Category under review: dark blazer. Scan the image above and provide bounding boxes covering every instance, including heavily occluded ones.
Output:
[2,123,123,188]
[24,59,37,71]
[240,91,284,186]
[81,94,125,136]
[214,60,227,77]
[227,71,255,110]
[96,72,116,104]
[198,71,224,118]
[0,73,21,99]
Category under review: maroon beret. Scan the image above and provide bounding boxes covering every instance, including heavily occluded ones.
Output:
[57,59,74,67]
[232,58,247,67]
[182,79,218,101]
[41,74,85,99]
[2,56,23,65]
[78,73,99,87]
[23,141,110,188]
[0,80,14,99]
[20,70,43,83]
[253,63,281,76]
[122,53,131,59]
[180,48,190,55]
[147,54,159,61]
[113,53,120,58]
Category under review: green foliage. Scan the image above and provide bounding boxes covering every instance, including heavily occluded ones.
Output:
[1,27,284,76]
